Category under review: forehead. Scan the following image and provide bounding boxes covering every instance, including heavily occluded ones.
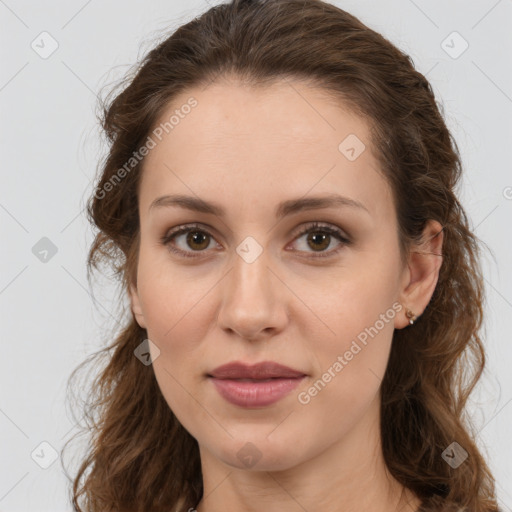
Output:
[150,78,370,153]
[138,78,393,223]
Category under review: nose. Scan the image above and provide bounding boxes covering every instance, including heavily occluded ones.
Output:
[216,247,288,341]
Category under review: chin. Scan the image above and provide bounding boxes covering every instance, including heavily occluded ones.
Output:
[213,435,306,472]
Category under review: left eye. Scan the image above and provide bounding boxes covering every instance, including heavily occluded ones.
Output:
[291,223,351,257]
[161,222,351,259]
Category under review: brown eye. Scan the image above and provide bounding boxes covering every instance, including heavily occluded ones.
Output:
[290,222,351,258]
[185,231,210,251]
[161,224,218,258]
[306,232,331,252]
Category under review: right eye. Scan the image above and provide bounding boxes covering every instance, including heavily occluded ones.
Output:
[160,224,221,258]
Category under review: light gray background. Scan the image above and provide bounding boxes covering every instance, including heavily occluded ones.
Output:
[1,0,511,510]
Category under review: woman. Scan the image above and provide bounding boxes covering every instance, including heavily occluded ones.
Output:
[64,0,501,510]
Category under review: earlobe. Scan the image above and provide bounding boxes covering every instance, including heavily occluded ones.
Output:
[395,219,444,329]
[129,283,147,329]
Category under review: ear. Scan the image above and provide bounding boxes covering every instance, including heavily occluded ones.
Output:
[129,282,147,329]
[395,219,444,329]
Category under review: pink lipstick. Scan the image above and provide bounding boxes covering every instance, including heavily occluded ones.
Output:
[207,361,306,408]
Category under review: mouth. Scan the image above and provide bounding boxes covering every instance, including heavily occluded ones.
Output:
[207,361,307,408]
[208,376,306,408]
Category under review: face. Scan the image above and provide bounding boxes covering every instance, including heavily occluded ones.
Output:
[129,78,419,472]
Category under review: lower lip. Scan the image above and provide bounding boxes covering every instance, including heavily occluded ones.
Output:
[209,376,306,408]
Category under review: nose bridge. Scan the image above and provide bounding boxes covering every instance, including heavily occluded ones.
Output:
[217,242,285,339]
[229,244,274,312]
[232,245,270,297]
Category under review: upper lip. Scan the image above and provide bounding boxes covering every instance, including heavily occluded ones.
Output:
[208,361,306,379]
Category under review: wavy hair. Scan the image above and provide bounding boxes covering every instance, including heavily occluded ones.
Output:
[62,0,500,510]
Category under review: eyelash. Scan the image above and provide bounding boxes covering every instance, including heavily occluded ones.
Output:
[160,222,352,260]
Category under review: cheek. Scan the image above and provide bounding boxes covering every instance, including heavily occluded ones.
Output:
[296,259,398,408]
[297,314,394,441]
[298,254,398,348]
[313,301,395,395]
[140,285,212,434]
[136,250,215,346]
[134,253,216,410]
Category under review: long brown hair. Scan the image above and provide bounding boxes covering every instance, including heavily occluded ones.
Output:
[62,1,500,510]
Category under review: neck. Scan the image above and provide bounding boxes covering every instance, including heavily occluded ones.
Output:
[194,395,421,512]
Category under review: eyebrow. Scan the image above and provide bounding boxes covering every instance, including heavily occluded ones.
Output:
[148,193,370,218]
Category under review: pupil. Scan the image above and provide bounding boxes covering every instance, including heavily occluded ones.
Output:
[309,232,329,251]
[188,231,209,250]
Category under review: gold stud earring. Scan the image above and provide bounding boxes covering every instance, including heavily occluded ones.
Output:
[405,308,417,325]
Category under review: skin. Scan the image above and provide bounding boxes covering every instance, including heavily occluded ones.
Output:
[129,77,443,512]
